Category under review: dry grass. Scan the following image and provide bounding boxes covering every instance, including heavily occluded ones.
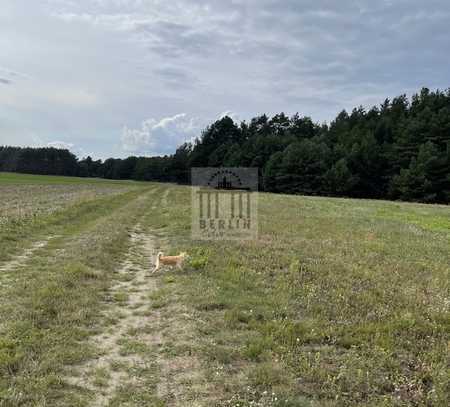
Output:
[0,184,132,226]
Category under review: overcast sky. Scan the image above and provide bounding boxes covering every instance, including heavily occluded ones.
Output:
[1,0,449,159]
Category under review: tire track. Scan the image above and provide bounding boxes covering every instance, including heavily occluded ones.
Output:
[66,184,212,406]
[66,225,158,406]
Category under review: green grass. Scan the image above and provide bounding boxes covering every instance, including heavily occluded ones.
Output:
[142,187,450,406]
[0,182,156,405]
[0,171,141,185]
[0,177,449,406]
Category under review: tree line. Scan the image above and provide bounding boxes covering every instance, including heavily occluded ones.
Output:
[1,88,449,203]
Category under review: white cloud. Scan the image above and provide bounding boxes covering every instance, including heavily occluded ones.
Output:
[121,113,200,156]
[3,0,450,159]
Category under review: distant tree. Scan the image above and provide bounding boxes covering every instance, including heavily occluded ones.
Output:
[102,158,121,179]
[78,156,103,177]
[2,87,450,203]
[168,143,191,183]
[117,156,138,179]
[324,158,359,196]
[390,142,449,202]
[263,152,284,192]
[263,140,330,195]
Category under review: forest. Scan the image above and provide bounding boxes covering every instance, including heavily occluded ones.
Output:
[1,88,449,203]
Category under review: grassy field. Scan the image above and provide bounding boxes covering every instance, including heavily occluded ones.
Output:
[0,172,139,185]
[0,173,449,406]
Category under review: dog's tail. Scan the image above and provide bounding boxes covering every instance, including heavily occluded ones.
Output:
[152,252,164,273]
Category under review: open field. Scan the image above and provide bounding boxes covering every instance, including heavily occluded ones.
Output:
[0,173,449,406]
[0,172,140,185]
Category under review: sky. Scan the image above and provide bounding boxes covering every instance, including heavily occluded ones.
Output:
[1,0,450,159]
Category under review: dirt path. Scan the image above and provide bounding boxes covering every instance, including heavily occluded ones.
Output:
[67,225,157,406]
[67,220,210,406]
[161,188,170,207]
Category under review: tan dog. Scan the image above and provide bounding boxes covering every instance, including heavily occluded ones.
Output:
[152,252,187,273]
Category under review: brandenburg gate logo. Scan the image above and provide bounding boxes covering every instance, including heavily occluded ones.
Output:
[191,168,258,240]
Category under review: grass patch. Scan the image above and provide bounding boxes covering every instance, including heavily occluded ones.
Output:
[141,185,450,405]
[0,171,140,186]
[0,184,155,405]
[112,292,129,304]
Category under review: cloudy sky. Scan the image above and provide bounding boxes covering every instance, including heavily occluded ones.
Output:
[1,0,449,159]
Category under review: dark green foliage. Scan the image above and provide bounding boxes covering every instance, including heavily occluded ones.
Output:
[324,158,358,196]
[77,156,103,178]
[0,146,78,176]
[264,140,331,194]
[1,88,450,202]
[390,142,450,202]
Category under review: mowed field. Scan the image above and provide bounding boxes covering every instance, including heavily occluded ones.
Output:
[0,172,449,407]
